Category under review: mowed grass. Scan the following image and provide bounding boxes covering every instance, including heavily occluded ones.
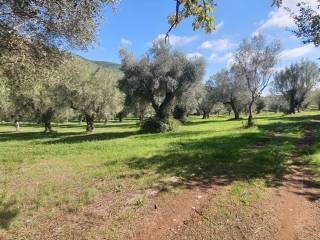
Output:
[0,112,320,237]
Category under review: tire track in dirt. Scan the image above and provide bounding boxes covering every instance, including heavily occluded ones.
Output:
[127,125,320,240]
[264,128,320,240]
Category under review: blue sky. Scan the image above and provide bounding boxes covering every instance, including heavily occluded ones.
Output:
[74,0,320,80]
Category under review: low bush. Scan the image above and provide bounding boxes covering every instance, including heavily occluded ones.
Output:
[140,117,180,133]
[173,105,187,122]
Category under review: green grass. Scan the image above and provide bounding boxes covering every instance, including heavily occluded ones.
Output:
[0,112,319,237]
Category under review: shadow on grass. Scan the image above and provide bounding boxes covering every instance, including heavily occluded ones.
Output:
[123,116,320,194]
[46,131,138,144]
[58,121,138,129]
[0,193,19,230]
[184,118,230,127]
[0,132,82,142]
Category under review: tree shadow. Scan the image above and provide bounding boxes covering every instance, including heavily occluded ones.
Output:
[58,121,138,129]
[0,193,19,230]
[124,116,320,194]
[125,132,292,190]
[46,130,138,144]
[184,118,230,127]
[0,132,82,142]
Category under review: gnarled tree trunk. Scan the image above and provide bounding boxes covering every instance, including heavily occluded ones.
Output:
[42,108,54,133]
[229,102,240,120]
[202,111,210,119]
[44,121,53,133]
[247,99,255,128]
[152,92,175,122]
[85,114,95,132]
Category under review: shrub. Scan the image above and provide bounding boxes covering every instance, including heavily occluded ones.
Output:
[140,117,180,133]
[173,105,187,122]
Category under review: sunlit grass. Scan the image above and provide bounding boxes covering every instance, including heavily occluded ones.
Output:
[0,111,319,236]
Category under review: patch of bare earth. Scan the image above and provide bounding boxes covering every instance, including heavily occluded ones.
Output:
[165,130,320,240]
[132,129,320,240]
[2,126,320,240]
[262,129,320,240]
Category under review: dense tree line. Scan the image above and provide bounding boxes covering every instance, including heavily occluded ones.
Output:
[0,0,319,133]
[1,33,319,133]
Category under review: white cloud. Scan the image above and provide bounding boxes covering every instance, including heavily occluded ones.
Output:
[257,0,319,30]
[215,21,224,31]
[121,38,132,45]
[156,34,198,47]
[186,52,203,59]
[199,39,237,52]
[279,44,316,59]
[251,31,261,38]
[208,52,233,63]
[258,8,294,30]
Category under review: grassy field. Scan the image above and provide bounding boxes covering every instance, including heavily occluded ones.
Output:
[1,112,320,239]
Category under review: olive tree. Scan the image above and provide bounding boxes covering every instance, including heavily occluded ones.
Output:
[256,98,266,114]
[119,40,205,123]
[210,67,248,120]
[59,58,123,132]
[194,82,216,119]
[0,77,11,122]
[234,34,281,127]
[5,62,71,133]
[273,0,320,48]
[273,60,319,114]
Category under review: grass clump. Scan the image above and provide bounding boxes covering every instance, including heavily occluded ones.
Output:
[140,117,180,133]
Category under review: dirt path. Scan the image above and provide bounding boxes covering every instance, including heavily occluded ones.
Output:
[124,128,320,240]
[122,175,232,240]
[264,130,320,240]
[6,124,319,240]
[266,163,320,240]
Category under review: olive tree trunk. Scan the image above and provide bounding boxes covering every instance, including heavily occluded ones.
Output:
[152,92,174,122]
[289,95,296,114]
[85,114,95,132]
[230,102,240,120]
[247,99,255,128]
[15,120,21,132]
[44,121,53,133]
[202,111,210,119]
[42,108,54,133]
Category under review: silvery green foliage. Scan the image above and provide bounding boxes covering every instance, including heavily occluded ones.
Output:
[0,0,117,51]
[0,0,118,87]
[119,40,206,120]
[58,57,124,122]
[0,77,11,121]
[273,60,320,113]
[209,67,249,119]
[194,82,216,119]
[233,34,281,126]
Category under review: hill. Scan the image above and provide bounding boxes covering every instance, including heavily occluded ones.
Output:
[92,60,121,70]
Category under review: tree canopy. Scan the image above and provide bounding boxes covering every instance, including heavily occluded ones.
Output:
[273,60,320,114]
[234,34,281,127]
[119,40,205,123]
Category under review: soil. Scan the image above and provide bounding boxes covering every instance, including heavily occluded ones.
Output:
[3,126,319,240]
[122,128,320,240]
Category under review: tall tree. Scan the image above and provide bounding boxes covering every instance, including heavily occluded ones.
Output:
[119,40,205,122]
[194,83,216,119]
[210,67,248,120]
[273,60,319,114]
[5,60,70,133]
[273,0,320,47]
[292,1,320,47]
[0,0,121,90]
[234,34,281,127]
[59,58,123,132]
